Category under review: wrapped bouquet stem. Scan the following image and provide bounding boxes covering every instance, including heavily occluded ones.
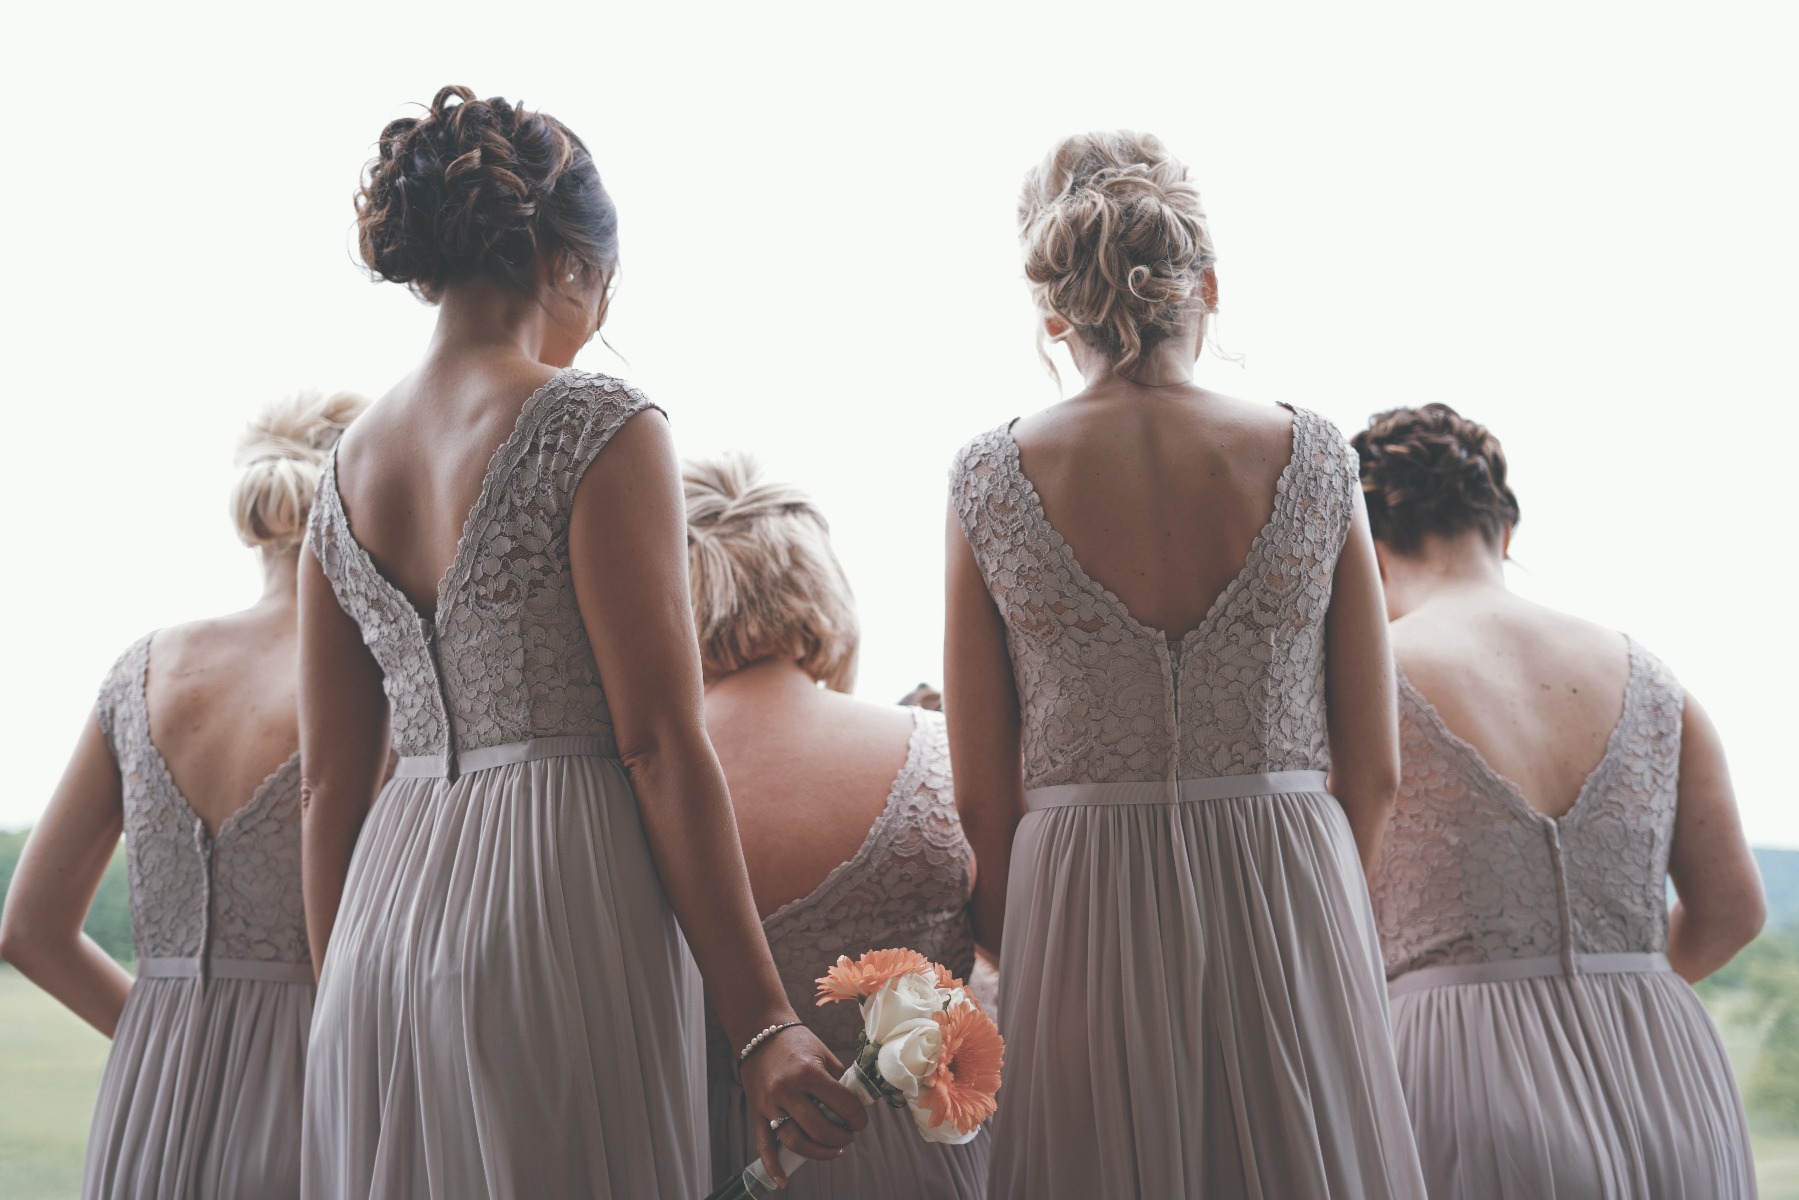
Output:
[706,949,1004,1200]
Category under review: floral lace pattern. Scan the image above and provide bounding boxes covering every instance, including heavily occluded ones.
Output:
[95,636,308,965]
[706,710,977,1066]
[1372,638,1685,977]
[949,406,1357,788]
[305,370,661,759]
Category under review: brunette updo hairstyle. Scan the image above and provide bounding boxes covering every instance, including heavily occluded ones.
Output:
[1019,131,1217,370]
[231,391,369,552]
[355,85,617,301]
[1352,404,1521,555]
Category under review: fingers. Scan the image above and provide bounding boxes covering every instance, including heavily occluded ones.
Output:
[753,1119,787,1188]
[776,1111,849,1161]
[806,1074,870,1131]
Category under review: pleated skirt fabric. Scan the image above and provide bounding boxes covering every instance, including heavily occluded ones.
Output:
[989,785,1428,1200]
[83,975,312,1199]
[301,752,706,1199]
[1391,971,1757,1199]
[709,1072,991,1199]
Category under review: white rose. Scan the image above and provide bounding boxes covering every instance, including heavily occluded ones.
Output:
[874,1016,943,1099]
[912,1094,980,1145]
[937,985,975,1013]
[862,971,942,1044]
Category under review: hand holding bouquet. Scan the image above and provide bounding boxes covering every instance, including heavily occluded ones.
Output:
[707,948,1005,1198]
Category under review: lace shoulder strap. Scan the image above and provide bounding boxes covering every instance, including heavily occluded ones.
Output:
[527,370,665,514]
[1281,404,1359,566]
[1620,637,1686,776]
[948,424,1024,588]
[95,634,152,757]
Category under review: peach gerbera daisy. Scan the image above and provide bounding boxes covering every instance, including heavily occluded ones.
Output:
[815,948,934,1005]
[917,1003,1005,1134]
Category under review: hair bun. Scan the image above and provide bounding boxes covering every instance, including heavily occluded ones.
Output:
[355,85,617,301]
[231,391,369,551]
[1351,404,1521,553]
[682,452,859,692]
[1019,131,1216,369]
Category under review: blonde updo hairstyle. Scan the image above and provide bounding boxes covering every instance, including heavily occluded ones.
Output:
[1019,130,1217,371]
[230,391,370,552]
[683,453,859,692]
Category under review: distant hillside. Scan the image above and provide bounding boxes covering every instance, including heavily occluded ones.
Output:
[1757,848,1799,927]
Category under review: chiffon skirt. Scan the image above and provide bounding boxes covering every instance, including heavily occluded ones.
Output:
[990,775,1428,1200]
[1391,967,1757,1198]
[709,1068,991,1199]
[301,749,706,1199]
[84,975,313,1199]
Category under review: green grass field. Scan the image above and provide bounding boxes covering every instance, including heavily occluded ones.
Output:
[1,964,1794,1197]
[0,968,111,1200]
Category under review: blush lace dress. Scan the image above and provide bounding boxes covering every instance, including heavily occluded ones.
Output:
[300,370,706,1199]
[705,708,991,1198]
[1372,638,1757,1198]
[84,634,313,1199]
[950,406,1426,1200]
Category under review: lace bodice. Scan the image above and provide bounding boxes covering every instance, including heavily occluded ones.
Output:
[1372,637,1685,978]
[306,369,660,765]
[706,709,977,1067]
[950,406,1357,789]
[95,636,308,967]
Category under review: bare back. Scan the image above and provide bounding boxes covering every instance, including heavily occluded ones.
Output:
[1392,594,1631,819]
[1009,388,1297,640]
[703,672,919,919]
[331,357,561,618]
[146,612,300,835]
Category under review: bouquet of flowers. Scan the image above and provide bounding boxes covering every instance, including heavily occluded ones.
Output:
[706,948,1005,1199]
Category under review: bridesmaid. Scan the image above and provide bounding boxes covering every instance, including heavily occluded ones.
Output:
[0,390,366,1199]
[686,453,990,1197]
[298,87,864,1199]
[1355,403,1762,1198]
[945,130,1426,1198]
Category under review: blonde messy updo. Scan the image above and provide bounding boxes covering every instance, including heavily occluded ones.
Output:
[1019,130,1217,370]
[684,453,859,692]
[230,391,369,551]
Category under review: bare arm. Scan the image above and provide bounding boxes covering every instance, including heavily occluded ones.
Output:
[1323,491,1400,875]
[569,410,864,1181]
[297,545,391,978]
[1666,693,1764,983]
[943,504,1024,956]
[0,711,135,1036]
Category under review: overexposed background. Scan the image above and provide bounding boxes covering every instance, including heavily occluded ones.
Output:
[1,0,1794,842]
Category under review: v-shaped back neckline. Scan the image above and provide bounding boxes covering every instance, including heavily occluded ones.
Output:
[136,636,301,842]
[999,403,1305,651]
[323,367,574,629]
[1397,635,1642,828]
[761,706,930,933]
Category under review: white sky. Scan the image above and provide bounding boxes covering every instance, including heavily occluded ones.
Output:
[2,1,1794,844]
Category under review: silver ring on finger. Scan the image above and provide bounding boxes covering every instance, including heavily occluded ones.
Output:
[768,1115,792,1134]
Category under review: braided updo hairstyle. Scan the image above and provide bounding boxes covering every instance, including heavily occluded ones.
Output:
[1351,404,1521,555]
[231,390,369,552]
[1019,131,1217,370]
[355,85,617,301]
[683,453,860,693]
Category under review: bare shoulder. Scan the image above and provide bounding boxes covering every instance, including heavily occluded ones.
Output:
[1011,387,1292,465]
[1392,597,1628,697]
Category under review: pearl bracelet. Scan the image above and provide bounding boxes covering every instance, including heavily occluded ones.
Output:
[738,1021,803,1065]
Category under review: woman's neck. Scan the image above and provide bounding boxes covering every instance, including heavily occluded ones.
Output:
[1380,533,1509,620]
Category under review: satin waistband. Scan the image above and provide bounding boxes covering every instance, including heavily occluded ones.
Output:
[1024,770,1329,812]
[393,735,618,780]
[136,956,315,985]
[1387,951,1672,998]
